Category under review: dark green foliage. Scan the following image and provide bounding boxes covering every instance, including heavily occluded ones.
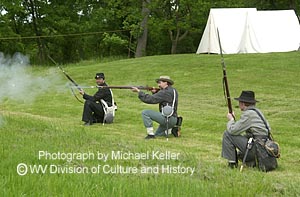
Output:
[0,0,299,64]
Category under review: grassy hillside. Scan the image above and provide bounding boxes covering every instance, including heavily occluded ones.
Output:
[1,52,300,196]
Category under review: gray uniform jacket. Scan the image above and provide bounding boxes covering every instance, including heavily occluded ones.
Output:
[227,106,269,137]
[138,86,178,117]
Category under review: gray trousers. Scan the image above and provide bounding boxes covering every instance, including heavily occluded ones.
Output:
[142,110,177,136]
[221,131,256,162]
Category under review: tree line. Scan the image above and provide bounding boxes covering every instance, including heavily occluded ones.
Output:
[0,0,299,64]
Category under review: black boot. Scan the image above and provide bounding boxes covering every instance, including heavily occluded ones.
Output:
[145,135,155,140]
[228,162,238,169]
[83,121,93,126]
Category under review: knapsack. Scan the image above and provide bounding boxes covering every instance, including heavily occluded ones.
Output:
[250,108,280,172]
[101,89,117,124]
[254,138,278,172]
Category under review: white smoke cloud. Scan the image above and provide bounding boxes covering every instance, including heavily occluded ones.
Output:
[0,52,62,104]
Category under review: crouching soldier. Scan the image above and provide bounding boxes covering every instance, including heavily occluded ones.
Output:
[221,90,269,168]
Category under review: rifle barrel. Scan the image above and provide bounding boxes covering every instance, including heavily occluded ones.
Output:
[98,85,135,89]
[97,85,159,91]
[69,85,159,91]
[48,55,159,93]
[217,29,234,116]
[49,55,82,91]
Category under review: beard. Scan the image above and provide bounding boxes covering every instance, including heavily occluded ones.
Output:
[96,81,104,86]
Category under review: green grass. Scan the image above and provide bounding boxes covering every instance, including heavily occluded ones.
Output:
[1,52,300,196]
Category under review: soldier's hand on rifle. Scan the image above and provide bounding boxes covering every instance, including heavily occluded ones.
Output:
[150,88,159,94]
[227,112,235,121]
[79,89,85,95]
[131,87,140,92]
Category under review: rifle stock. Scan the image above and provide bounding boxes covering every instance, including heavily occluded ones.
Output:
[217,29,234,118]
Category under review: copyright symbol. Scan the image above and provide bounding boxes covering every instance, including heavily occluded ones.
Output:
[17,163,28,176]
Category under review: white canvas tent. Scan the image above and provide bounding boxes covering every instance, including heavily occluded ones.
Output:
[196,8,300,54]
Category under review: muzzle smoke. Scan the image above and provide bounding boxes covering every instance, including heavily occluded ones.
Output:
[0,52,68,127]
[0,52,63,104]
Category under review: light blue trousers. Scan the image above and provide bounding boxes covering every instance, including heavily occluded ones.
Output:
[141,110,177,136]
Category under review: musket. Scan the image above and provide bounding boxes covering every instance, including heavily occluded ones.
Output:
[48,55,83,103]
[70,85,160,92]
[99,85,159,91]
[217,28,234,119]
[48,55,82,91]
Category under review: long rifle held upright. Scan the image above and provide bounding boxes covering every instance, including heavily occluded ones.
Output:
[217,29,234,119]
